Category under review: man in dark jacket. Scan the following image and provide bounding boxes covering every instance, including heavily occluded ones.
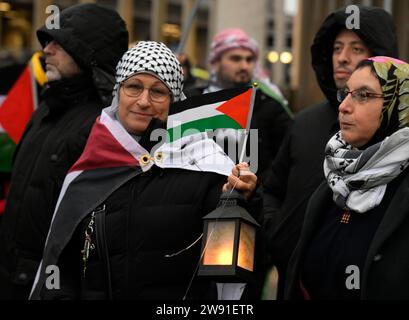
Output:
[0,3,128,299]
[263,5,399,299]
[185,28,292,183]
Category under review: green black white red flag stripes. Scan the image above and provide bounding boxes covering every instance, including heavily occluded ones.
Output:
[166,86,254,143]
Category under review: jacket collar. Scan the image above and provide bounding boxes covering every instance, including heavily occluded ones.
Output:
[42,74,99,113]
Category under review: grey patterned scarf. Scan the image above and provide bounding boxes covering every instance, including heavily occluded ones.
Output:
[324,128,409,213]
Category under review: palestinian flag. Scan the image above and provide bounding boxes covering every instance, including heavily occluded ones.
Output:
[30,108,148,299]
[167,86,255,143]
[0,52,46,172]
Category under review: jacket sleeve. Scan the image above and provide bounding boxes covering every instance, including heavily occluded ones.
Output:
[262,127,292,235]
[66,118,97,166]
[240,183,264,225]
[201,174,225,214]
[11,106,44,164]
[267,100,293,159]
[255,95,293,181]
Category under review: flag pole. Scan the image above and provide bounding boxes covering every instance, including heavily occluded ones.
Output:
[176,0,204,55]
[238,84,257,164]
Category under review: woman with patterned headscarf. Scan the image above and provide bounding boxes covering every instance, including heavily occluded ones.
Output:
[29,42,259,300]
[284,57,409,300]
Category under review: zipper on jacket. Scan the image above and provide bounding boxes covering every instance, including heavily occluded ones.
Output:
[93,204,113,300]
[81,212,96,278]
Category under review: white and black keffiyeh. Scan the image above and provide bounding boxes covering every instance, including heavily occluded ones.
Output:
[324,128,409,213]
[113,41,184,102]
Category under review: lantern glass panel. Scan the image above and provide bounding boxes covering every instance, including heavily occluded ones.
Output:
[237,221,256,271]
[203,220,235,265]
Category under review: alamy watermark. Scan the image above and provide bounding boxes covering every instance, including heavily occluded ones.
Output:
[45,4,361,31]
[345,265,360,290]
[45,265,60,290]
[45,5,60,30]
[149,128,259,173]
[345,5,360,30]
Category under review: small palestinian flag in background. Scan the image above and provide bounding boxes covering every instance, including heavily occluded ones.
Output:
[0,52,45,215]
[166,86,255,143]
[0,52,46,172]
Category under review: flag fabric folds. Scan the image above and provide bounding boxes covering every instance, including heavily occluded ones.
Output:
[156,87,255,173]
[0,66,35,144]
[0,52,46,172]
[166,86,254,143]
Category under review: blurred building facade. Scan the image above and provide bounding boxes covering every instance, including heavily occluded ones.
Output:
[0,0,408,112]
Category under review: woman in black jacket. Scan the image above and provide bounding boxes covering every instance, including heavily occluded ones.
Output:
[285,56,409,299]
[29,41,259,300]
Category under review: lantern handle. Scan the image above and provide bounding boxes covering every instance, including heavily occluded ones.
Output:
[164,233,203,258]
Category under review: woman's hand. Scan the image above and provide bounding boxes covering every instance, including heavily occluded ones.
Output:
[222,163,257,200]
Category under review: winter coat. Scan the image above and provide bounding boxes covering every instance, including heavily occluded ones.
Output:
[0,77,103,299]
[185,86,292,183]
[263,5,399,297]
[41,168,227,300]
[0,3,128,299]
[285,168,409,300]
[35,158,263,299]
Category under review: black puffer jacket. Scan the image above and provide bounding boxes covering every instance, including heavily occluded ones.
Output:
[42,168,228,300]
[27,115,263,300]
[39,170,262,300]
[263,5,399,298]
[0,4,128,299]
[33,120,264,300]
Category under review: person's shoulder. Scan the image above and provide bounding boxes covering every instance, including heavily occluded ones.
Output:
[398,166,409,185]
[256,89,283,105]
[295,100,334,121]
[65,99,101,132]
[255,90,292,115]
[288,100,339,136]
[184,84,208,98]
[76,93,103,113]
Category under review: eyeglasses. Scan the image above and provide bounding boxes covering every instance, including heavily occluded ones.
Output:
[337,88,384,104]
[121,80,171,103]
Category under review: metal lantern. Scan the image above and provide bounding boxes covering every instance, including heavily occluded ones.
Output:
[198,190,260,282]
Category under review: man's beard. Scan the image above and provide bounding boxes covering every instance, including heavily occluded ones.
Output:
[218,71,251,89]
[45,69,62,82]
